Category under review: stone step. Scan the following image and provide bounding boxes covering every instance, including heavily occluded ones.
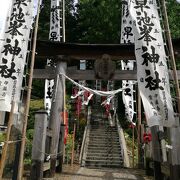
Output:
[87,152,122,157]
[88,144,120,148]
[85,160,124,168]
[86,156,123,160]
[89,136,118,139]
[90,128,117,130]
[89,133,118,137]
[87,148,121,153]
[85,159,123,163]
[91,124,116,126]
[91,129,117,131]
[91,126,117,129]
[90,133,117,135]
[90,129,117,131]
[89,131,117,134]
[87,147,121,151]
[90,125,117,131]
[82,120,124,168]
[89,136,119,139]
[89,138,119,141]
[89,138,119,142]
[88,143,120,146]
[89,140,119,143]
[88,142,120,146]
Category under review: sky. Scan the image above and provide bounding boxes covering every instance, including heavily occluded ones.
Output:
[0,0,11,36]
[0,0,78,33]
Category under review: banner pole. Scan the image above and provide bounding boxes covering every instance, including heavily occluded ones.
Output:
[0,101,15,179]
[160,1,180,179]
[160,0,180,111]
[132,126,135,168]
[17,0,41,179]
[137,88,142,168]
[71,121,76,166]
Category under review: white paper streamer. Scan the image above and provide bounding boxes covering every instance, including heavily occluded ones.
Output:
[71,90,85,99]
[82,93,93,105]
[60,73,123,97]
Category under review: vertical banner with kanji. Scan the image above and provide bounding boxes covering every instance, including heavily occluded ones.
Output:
[120,0,135,124]
[44,0,63,113]
[0,0,33,112]
[0,1,12,40]
[129,0,176,127]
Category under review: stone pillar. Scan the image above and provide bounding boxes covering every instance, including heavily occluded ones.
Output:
[30,110,48,180]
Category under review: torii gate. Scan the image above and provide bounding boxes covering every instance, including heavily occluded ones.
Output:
[34,39,180,80]
[32,39,180,179]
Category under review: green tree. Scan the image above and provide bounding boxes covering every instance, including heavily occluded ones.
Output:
[37,0,180,43]
[38,0,50,40]
[166,0,180,38]
[65,0,79,42]
[75,0,121,43]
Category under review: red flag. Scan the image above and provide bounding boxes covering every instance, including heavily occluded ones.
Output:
[61,111,68,144]
[76,97,82,116]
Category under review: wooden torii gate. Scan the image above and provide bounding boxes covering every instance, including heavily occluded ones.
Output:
[31,39,180,179]
[34,39,180,80]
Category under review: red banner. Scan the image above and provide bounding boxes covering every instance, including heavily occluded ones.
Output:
[61,111,68,144]
[75,97,82,116]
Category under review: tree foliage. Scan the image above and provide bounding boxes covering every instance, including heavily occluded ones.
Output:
[74,0,121,43]
[166,0,180,38]
[38,0,50,40]
[37,0,180,43]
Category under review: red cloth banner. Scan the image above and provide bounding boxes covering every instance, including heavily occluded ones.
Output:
[76,97,82,116]
[61,111,68,144]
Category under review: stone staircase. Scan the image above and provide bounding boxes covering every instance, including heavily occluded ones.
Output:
[82,120,124,168]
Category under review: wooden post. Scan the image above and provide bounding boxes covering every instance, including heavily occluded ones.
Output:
[0,102,15,179]
[62,66,66,165]
[132,126,135,168]
[0,111,6,125]
[56,124,65,173]
[17,0,41,179]
[71,121,76,166]
[30,110,48,180]
[137,88,142,168]
[160,1,180,179]
[12,135,21,180]
[154,161,163,180]
[49,60,67,177]
[151,126,162,180]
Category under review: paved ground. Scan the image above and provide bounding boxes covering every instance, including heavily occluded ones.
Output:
[52,164,154,180]
[2,164,154,180]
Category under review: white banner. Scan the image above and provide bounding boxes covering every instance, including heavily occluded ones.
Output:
[0,0,33,112]
[129,0,176,127]
[44,0,63,113]
[0,1,12,39]
[120,0,135,124]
